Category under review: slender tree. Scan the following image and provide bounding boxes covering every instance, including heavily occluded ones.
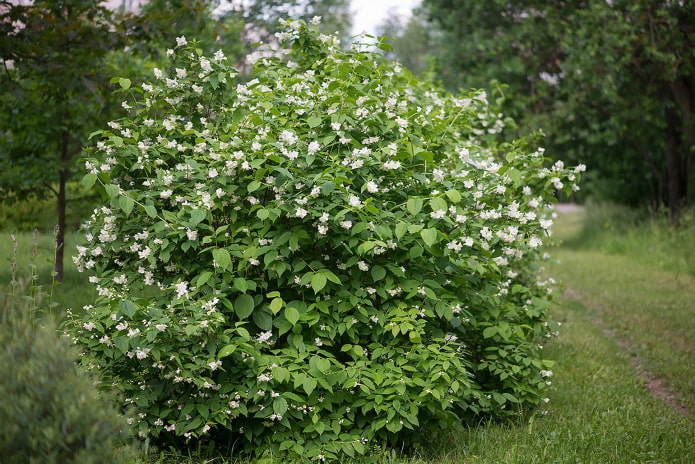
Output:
[0,0,128,281]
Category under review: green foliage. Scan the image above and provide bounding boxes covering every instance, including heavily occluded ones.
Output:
[0,284,135,463]
[420,0,695,214]
[68,20,580,462]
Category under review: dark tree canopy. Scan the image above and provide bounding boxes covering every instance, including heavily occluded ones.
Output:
[418,0,695,219]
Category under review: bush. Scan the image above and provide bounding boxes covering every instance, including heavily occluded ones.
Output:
[0,291,135,463]
[68,19,582,462]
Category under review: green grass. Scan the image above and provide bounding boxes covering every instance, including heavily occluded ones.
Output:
[3,209,695,463]
[0,230,96,320]
[559,201,695,276]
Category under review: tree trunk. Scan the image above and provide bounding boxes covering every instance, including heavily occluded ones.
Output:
[665,105,687,224]
[55,128,68,283]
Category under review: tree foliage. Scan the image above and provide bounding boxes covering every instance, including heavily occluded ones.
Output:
[0,0,130,280]
[420,0,695,218]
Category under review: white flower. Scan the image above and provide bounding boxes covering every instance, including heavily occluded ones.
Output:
[155,323,168,331]
[280,130,298,145]
[430,209,446,219]
[340,220,353,230]
[310,15,322,25]
[319,212,329,223]
[357,261,369,271]
[348,195,361,207]
[175,281,189,299]
[382,160,401,170]
[366,181,379,193]
[295,207,308,218]
[83,322,96,331]
[540,219,553,229]
[447,241,462,252]
[176,36,187,47]
[308,141,321,155]
[529,236,542,248]
[317,225,328,235]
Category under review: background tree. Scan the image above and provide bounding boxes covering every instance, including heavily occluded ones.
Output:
[417,0,695,219]
[0,0,129,281]
[376,7,435,78]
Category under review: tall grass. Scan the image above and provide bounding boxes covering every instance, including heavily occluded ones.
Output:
[560,200,695,275]
[0,230,96,321]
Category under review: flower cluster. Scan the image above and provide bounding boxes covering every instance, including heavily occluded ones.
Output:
[68,19,581,462]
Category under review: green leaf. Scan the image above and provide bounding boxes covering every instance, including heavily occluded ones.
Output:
[446,189,462,203]
[247,180,262,192]
[81,173,97,190]
[234,294,255,320]
[253,308,273,331]
[118,300,137,318]
[420,228,438,247]
[189,209,206,227]
[322,270,342,285]
[212,248,231,271]
[311,273,327,293]
[316,357,331,373]
[507,167,522,185]
[118,196,134,216]
[273,397,288,415]
[269,297,284,314]
[371,265,386,281]
[395,222,408,239]
[104,184,119,199]
[233,277,248,293]
[406,197,423,216]
[118,77,131,90]
[218,344,236,358]
[430,197,448,212]
[144,203,157,218]
[409,331,422,343]
[307,115,322,128]
[285,306,300,325]
[302,377,317,395]
[257,208,269,220]
[483,326,498,338]
[320,181,336,194]
[197,271,213,287]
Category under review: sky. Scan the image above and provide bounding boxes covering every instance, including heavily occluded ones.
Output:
[101,0,421,38]
[350,0,421,37]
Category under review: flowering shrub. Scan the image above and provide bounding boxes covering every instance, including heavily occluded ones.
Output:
[69,18,583,462]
